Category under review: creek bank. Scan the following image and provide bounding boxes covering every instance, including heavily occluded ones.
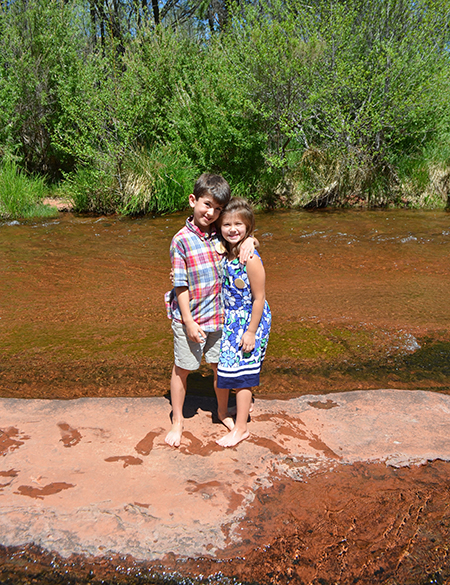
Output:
[42,198,74,212]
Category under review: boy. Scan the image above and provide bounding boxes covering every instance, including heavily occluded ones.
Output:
[165,173,253,447]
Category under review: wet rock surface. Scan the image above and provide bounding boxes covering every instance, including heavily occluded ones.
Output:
[1,389,450,584]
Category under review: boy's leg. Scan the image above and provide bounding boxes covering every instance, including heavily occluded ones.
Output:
[165,364,190,447]
[217,388,252,447]
[167,320,203,447]
[210,363,234,431]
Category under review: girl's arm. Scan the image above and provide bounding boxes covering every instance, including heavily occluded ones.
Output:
[239,254,266,352]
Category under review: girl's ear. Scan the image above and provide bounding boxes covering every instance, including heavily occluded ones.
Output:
[188,193,196,208]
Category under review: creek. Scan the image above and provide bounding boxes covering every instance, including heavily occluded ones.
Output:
[1,209,449,399]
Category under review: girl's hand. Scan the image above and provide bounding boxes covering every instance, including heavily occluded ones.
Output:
[240,331,256,352]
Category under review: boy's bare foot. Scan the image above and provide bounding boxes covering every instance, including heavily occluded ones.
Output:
[165,421,183,447]
[216,428,250,448]
[217,411,235,431]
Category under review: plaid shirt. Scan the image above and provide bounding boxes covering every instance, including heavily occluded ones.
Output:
[165,217,224,331]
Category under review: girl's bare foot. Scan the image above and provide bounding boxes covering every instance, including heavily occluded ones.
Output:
[165,421,183,447]
[217,410,235,431]
[216,428,250,447]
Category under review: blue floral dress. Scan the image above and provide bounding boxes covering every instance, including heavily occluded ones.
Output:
[217,252,271,389]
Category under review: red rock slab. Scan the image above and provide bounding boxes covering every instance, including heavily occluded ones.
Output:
[42,197,73,211]
[0,389,449,562]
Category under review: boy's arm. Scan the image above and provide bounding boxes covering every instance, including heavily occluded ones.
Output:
[175,286,207,344]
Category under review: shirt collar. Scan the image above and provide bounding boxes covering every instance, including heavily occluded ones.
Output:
[186,216,217,240]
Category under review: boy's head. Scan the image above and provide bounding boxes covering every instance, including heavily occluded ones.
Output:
[193,173,231,207]
[189,173,231,233]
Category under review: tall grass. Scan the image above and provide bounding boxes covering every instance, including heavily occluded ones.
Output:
[288,146,450,209]
[120,146,198,215]
[0,162,58,219]
[63,166,118,215]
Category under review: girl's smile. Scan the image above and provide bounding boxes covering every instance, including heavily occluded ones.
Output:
[221,214,247,244]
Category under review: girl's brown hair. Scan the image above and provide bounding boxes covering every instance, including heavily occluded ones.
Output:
[218,197,255,260]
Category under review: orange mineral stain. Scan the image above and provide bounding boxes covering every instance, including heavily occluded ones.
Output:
[15,482,75,499]
[58,423,82,448]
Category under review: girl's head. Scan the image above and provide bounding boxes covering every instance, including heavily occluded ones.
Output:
[219,197,255,258]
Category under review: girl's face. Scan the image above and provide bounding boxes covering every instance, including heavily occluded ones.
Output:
[220,212,248,245]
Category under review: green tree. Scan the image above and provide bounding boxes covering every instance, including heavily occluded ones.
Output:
[0,0,83,178]
[227,0,450,204]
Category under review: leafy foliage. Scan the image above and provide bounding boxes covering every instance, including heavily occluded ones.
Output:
[0,0,449,215]
[227,0,450,206]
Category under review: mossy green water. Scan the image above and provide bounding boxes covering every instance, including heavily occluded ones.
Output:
[270,326,346,360]
[2,319,448,399]
[2,323,172,360]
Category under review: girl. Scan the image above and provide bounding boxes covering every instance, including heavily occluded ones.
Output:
[216,198,271,447]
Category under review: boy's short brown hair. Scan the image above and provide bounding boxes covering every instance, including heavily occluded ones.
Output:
[193,173,231,206]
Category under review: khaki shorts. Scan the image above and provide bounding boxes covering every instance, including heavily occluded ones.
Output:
[172,320,222,371]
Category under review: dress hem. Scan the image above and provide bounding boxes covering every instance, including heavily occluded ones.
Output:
[217,373,260,389]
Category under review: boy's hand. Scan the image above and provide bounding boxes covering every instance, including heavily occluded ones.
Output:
[185,321,207,344]
[239,236,256,264]
[240,331,256,352]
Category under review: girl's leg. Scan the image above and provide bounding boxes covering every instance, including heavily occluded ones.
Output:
[165,365,190,447]
[217,387,252,447]
[211,363,234,431]
[228,397,254,416]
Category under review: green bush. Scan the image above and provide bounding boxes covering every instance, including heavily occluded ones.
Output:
[226,0,450,207]
[63,167,118,215]
[65,146,198,216]
[1,0,449,211]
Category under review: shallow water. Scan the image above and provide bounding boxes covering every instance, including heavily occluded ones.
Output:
[1,209,449,398]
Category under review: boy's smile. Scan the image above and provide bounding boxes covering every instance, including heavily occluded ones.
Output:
[189,193,223,232]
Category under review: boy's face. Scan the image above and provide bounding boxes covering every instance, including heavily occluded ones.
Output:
[189,193,224,232]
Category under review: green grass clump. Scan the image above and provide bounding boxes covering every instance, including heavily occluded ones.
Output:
[0,161,58,219]
[63,166,118,215]
[120,146,198,215]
